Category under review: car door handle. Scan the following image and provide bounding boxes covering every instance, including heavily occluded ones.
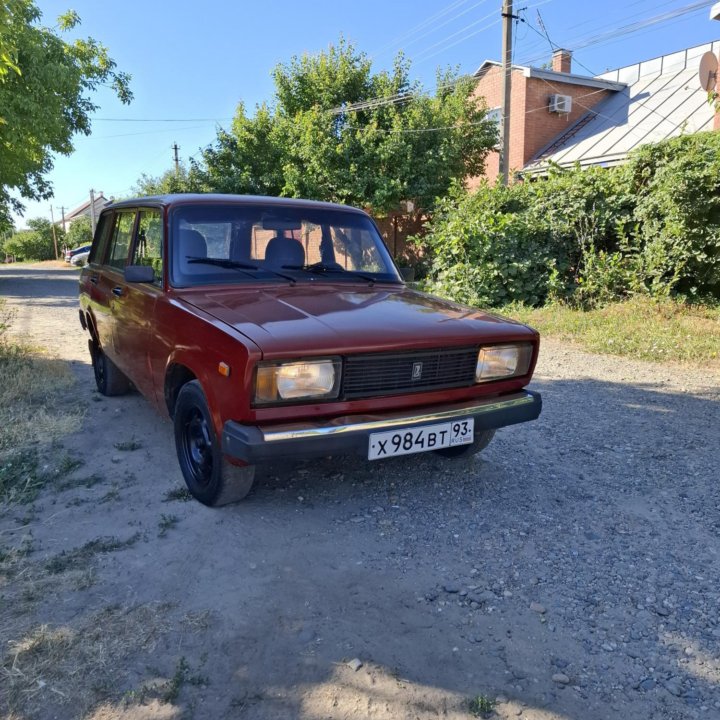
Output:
[112,286,124,297]
[89,276,99,285]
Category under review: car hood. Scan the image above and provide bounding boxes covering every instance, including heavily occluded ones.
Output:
[177,283,537,358]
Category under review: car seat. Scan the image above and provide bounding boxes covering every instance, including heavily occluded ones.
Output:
[264,235,305,268]
[178,229,207,274]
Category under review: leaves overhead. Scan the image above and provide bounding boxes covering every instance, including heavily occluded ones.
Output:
[0,0,131,230]
[147,38,497,215]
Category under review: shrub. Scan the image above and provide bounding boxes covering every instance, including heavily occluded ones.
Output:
[625,132,720,298]
[416,132,720,308]
[417,182,555,307]
[4,218,62,261]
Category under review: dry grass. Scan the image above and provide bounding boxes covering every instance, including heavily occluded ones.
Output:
[0,347,83,450]
[506,296,720,368]
[0,298,84,503]
[1,604,176,717]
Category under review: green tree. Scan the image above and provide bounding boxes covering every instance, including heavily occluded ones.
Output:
[65,215,93,249]
[5,217,63,260]
[0,1,131,230]
[134,165,205,196]
[186,39,496,215]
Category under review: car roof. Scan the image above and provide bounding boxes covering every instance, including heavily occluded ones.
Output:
[105,193,368,215]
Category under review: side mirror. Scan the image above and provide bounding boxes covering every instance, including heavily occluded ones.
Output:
[124,264,155,283]
[398,267,415,282]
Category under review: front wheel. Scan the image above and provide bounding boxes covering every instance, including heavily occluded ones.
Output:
[433,429,496,459]
[174,380,255,506]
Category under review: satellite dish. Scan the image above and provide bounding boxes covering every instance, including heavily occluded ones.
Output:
[698,51,718,92]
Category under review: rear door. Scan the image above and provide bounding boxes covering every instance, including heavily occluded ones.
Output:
[81,211,113,334]
[116,208,165,401]
[96,210,137,375]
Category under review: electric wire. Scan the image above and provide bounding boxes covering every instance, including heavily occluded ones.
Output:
[518,0,714,67]
[372,0,495,59]
[369,0,473,58]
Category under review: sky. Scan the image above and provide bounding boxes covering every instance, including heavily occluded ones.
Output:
[12,0,720,227]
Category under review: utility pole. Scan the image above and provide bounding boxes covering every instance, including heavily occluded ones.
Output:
[89,189,97,235]
[57,206,67,233]
[499,0,515,186]
[49,205,59,259]
[172,143,180,173]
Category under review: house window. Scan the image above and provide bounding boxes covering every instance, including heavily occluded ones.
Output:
[487,107,502,127]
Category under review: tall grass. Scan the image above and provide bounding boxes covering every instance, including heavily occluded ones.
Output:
[505,296,720,367]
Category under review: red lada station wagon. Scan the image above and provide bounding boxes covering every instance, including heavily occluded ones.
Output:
[79,195,542,506]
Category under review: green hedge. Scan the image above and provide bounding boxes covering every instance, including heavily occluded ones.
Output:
[416,132,720,307]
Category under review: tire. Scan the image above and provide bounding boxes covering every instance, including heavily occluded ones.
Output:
[174,380,255,506]
[433,429,496,459]
[91,342,131,396]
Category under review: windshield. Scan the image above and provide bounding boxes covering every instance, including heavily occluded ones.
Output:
[170,203,401,287]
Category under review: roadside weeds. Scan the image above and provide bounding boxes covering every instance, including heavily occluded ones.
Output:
[505,296,720,368]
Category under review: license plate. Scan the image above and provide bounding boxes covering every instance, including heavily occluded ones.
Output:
[368,418,474,460]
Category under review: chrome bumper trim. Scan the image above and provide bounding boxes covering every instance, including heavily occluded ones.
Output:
[260,391,536,443]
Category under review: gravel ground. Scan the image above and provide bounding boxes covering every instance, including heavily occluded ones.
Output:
[1,263,719,720]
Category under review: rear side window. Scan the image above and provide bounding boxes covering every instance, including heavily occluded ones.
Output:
[132,209,163,285]
[89,213,113,265]
[107,211,137,271]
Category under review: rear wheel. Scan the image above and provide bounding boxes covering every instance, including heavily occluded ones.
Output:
[433,429,495,459]
[174,380,255,506]
[90,341,131,396]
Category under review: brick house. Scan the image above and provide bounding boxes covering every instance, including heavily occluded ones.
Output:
[470,42,718,184]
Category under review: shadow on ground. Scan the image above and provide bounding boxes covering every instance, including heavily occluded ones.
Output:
[1,373,719,719]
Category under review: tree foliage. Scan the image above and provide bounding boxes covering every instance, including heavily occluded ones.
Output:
[419,132,720,307]
[149,39,496,216]
[4,217,62,260]
[0,1,131,230]
[65,215,92,249]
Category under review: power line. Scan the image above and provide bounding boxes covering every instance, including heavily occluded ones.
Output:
[518,10,598,75]
[410,7,500,63]
[413,0,554,65]
[515,0,682,63]
[90,125,212,140]
[518,0,713,67]
[330,0,552,115]
[388,0,495,57]
[93,117,233,122]
[369,0,473,57]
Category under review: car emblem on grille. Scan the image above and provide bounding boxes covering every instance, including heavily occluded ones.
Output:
[412,361,423,380]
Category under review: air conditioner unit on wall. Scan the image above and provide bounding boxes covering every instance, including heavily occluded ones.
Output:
[549,94,572,113]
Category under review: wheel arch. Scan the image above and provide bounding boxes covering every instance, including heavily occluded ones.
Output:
[164,362,198,418]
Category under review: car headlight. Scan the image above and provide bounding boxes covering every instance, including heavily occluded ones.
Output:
[476,344,533,382]
[255,358,341,404]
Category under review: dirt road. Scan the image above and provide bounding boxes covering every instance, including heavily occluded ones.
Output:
[1,263,720,720]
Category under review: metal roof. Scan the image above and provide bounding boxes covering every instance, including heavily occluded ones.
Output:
[473,60,625,91]
[524,41,719,174]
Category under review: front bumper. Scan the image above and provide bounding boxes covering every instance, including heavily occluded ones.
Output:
[222,390,541,463]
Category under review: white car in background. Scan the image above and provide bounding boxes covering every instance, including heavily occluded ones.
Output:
[70,250,90,267]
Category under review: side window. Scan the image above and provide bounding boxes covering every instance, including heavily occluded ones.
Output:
[133,210,163,285]
[107,211,136,271]
[89,212,113,265]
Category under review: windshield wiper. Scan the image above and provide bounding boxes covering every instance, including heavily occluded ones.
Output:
[282,262,377,285]
[186,256,296,284]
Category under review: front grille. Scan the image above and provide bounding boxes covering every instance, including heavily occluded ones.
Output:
[341,346,478,400]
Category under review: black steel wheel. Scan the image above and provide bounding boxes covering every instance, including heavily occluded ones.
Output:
[90,341,131,396]
[174,380,255,506]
